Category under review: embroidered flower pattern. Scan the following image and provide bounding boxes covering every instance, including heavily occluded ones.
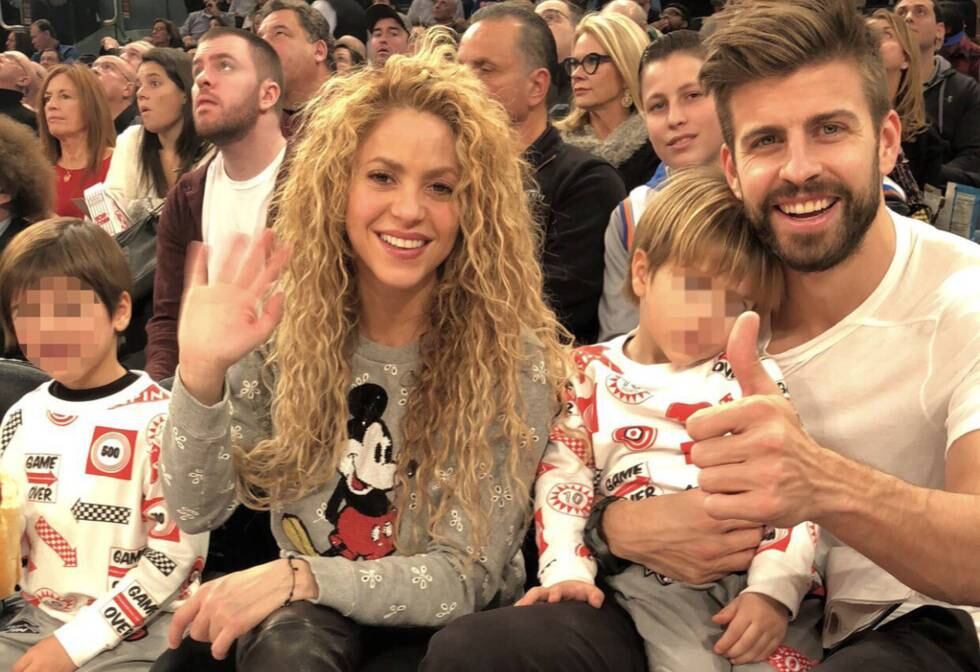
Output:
[359,568,383,589]
[383,364,399,376]
[240,380,259,400]
[436,602,457,619]
[353,374,370,387]
[383,604,407,620]
[491,485,512,509]
[171,426,186,451]
[436,467,455,483]
[230,425,243,443]
[399,387,409,407]
[409,492,419,511]
[411,565,433,590]
[188,469,203,485]
[477,462,492,481]
[449,509,463,532]
[218,452,231,461]
[177,506,199,521]
[531,361,546,384]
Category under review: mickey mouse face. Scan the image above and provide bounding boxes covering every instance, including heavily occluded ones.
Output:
[342,383,398,493]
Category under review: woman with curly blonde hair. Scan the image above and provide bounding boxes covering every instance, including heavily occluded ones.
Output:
[556,12,655,190]
[159,41,568,670]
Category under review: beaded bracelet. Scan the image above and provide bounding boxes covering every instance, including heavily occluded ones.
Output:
[283,552,299,607]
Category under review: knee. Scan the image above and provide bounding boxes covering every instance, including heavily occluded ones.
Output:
[237,602,359,672]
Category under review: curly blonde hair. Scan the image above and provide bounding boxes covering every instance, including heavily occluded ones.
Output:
[237,43,569,551]
[555,12,649,134]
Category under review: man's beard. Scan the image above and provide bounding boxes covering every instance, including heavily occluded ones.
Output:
[745,156,880,274]
[195,90,261,147]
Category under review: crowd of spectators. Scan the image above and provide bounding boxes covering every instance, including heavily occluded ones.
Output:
[0,0,979,670]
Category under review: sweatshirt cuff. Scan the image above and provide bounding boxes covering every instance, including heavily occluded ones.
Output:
[54,608,118,668]
[741,574,810,620]
[170,366,231,441]
[538,556,597,588]
[303,555,357,617]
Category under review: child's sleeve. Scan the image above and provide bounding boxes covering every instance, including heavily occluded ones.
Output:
[535,371,599,588]
[53,415,209,668]
[742,522,819,619]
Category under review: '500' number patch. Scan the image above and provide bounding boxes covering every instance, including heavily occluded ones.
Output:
[86,426,137,480]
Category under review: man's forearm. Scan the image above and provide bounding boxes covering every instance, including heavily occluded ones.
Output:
[814,449,980,606]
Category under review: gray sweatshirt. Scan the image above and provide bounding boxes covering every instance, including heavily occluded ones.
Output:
[160,336,556,627]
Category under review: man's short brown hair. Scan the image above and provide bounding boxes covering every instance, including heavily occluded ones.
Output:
[0,218,132,349]
[699,0,889,151]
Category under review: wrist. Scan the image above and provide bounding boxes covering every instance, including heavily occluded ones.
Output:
[283,556,318,603]
[177,360,227,406]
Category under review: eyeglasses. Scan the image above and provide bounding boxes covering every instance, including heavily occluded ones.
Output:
[562,53,612,76]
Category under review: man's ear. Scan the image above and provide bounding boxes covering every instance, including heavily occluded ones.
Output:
[877,108,902,176]
[527,66,551,109]
[112,291,133,333]
[259,79,282,112]
[314,39,329,67]
[721,143,742,200]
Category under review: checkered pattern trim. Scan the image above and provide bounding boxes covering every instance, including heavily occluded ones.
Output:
[35,516,77,567]
[0,409,22,457]
[71,499,132,525]
[143,549,177,577]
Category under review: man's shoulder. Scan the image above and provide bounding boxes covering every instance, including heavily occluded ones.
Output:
[899,214,980,305]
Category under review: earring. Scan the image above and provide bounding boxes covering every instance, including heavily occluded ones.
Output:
[621,91,633,109]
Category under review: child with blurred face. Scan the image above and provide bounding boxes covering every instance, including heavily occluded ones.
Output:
[522,168,824,670]
[0,218,208,672]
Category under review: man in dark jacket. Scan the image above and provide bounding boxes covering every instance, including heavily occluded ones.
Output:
[897,0,980,186]
[0,54,36,131]
[459,3,626,344]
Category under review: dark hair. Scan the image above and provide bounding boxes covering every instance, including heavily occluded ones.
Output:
[639,29,703,82]
[7,31,34,57]
[0,116,54,222]
[0,218,132,349]
[153,18,184,48]
[700,0,889,150]
[31,19,56,40]
[40,47,61,62]
[940,2,961,33]
[138,48,207,198]
[471,2,558,79]
[258,0,333,44]
[198,27,285,98]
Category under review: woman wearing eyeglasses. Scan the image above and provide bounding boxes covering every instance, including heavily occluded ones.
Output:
[556,12,656,191]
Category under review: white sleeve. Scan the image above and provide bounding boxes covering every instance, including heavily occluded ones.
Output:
[535,372,598,587]
[104,126,143,216]
[742,522,818,619]
[938,268,980,450]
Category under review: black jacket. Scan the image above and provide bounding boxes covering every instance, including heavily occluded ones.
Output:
[924,56,980,187]
[114,103,139,136]
[0,89,36,131]
[525,125,627,344]
[902,124,944,189]
[330,0,369,41]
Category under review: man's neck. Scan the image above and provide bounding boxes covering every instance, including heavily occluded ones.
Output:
[284,67,330,112]
[518,106,549,150]
[109,98,131,121]
[919,50,936,84]
[218,115,286,181]
[588,102,630,140]
[770,205,897,353]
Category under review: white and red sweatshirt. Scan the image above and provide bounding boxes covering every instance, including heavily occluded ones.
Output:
[535,335,818,618]
[0,372,209,667]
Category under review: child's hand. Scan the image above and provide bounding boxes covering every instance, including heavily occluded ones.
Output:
[515,580,605,608]
[13,636,77,672]
[712,592,788,665]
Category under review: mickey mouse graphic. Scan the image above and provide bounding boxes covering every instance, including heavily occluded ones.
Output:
[282,383,398,560]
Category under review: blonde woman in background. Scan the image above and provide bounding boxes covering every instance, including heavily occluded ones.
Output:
[557,12,655,189]
[159,42,568,671]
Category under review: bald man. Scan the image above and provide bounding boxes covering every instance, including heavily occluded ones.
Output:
[91,55,140,134]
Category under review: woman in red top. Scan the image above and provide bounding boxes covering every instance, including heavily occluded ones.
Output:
[38,64,115,218]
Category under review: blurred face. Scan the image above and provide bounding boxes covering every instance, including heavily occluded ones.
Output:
[722,60,900,274]
[150,21,171,47]
[43,74,85,139]
[137,61,185,134]
[868,18,910,83]
[432,0,455,21]
[13,276,129,388]
[569,33,623,112]
[6,32,16,51]
[536,1,575,63]
[335,46,354,73]
[662,7,687,30]
[370,18,410,66]
[39,50,59,70]
[459,19,532,124]
[642,53,723,169]
[204,1,220,16]
[192,35,267,145]
[632,261,750,366]
[92,57,135,105]
[30,25,54,51]
[258,9,327,97]
[346,108,461,300]
[120,44,146,68]
[896,0,943,54]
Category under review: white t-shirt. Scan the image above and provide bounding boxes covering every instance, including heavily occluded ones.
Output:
[201,145,286,280]
[768,211,980,641]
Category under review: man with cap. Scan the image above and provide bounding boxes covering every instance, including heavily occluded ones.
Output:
[367,4,411,66]
[91,54,140,134]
